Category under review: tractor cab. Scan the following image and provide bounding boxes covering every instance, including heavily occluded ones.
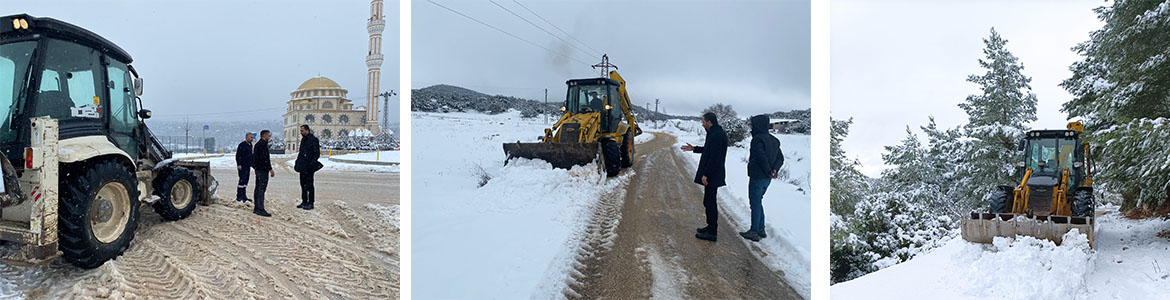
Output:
[0,14,171,169]
[1018,129,1087,188]
[565,78,625,134]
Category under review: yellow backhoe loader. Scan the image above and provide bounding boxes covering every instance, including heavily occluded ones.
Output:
[961,121,1096,246]
[503,56,642,177]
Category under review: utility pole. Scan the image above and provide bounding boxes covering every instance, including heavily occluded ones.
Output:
[544,88,548,124]
[377,90,397,133]
[655,98,660,128]
[183,118,190,153]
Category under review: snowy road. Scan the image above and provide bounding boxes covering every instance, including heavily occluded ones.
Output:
[0,157,400,299]
[569,133,802,299]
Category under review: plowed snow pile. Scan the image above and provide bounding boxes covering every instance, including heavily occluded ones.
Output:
[412,112,632,299]
[832,205,1170,300]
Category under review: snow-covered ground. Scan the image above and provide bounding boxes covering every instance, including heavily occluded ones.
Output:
[412,111,632,299]
[659,119,812,298]
[331,151,400,163]
[832,205,1170,300]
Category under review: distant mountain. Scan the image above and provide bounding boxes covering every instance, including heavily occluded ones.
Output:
[410,84,689,121]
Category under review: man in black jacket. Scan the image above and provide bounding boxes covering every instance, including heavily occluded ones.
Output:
[294,125,322,210]
[235,132,254,203]
[681,112,728,242]
[252,130,275,217]
[740,115,784,242]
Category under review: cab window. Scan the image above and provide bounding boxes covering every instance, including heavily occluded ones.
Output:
[35,39,102,121]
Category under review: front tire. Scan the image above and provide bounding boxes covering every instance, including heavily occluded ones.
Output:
[59,160,140,269]
[620,131,634,169]
[989,186,1011,213]
[1072,189,1094,217]
[601,139,621,177]
[153,166,201,221]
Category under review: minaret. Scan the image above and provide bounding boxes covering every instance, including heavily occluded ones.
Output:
[366,0,386,129]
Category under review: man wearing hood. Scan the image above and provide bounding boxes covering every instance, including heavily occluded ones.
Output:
[681,112,729,242]
[740,115,784,241]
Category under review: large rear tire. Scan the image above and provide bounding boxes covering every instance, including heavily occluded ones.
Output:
[59,160,140,269]
[620,131,634,169]
[989,187,1011,213]
[1072,189,1094,217]
[152,166,201,221]
[602,139,621,177]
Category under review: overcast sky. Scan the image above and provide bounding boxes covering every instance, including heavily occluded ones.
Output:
[7,0,400,123]
[413,0,810,117]
[831,0,1104,176]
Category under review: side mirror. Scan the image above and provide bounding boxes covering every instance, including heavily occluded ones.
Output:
[133,78,144,96]
[1017,139,1026,151]
[138,109,152,119]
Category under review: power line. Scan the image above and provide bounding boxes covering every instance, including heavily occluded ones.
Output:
[152,106,286,119]
[513,0,604,57]
[488,0,599,60]
[425,0,593,66]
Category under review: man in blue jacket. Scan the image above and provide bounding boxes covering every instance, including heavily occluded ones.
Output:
[740,115,784,242]
[681,112,729,242]
[235,132,254,203]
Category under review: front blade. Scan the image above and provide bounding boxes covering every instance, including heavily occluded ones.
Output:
[960,212,1095,246]
[503,142,598,169]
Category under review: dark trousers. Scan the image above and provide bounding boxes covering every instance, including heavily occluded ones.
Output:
[703,184,719,232]
[299,171,315,205]
[236,167,250,200]
[254,169,269,212]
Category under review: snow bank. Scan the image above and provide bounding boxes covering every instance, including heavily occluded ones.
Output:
[332,151,400,163]
[634,132,655,144]
[833,206,1170,300]
[412,112,631,299]
[659,119,812,298]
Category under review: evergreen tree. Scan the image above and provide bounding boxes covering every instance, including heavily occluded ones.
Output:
[957,28,1037,206]
[1062,0,1170,208]
[1061,0,1170,128]
[830,118,868,216]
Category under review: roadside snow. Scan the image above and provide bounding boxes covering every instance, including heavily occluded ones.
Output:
[332,151,400,163]
[832,205,1170,300]
[635,132,655,144]
[659,119,812,298]
[412,111,631,299]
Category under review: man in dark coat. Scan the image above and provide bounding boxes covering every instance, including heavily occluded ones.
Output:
[294,125,322,210]
[251,130,275,217]
[235,132,254,203]
[740,114,784,242]
[681,112,728,242]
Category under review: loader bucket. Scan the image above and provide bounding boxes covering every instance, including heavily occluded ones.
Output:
[503,142,599,169]
[960,212,1095,246]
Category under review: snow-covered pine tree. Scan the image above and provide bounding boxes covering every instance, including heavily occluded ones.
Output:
[830,118,868,216]
[1061,0,1170,208]
[957,28,1037,209]
[1062,0,1170,128]
[920,117,970,217]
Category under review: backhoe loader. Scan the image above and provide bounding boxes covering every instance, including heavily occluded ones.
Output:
[503,56,642,177]
[961,121,1095,246]
[0,14,217,268]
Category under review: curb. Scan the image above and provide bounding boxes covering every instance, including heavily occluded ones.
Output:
[327,157,400,166]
